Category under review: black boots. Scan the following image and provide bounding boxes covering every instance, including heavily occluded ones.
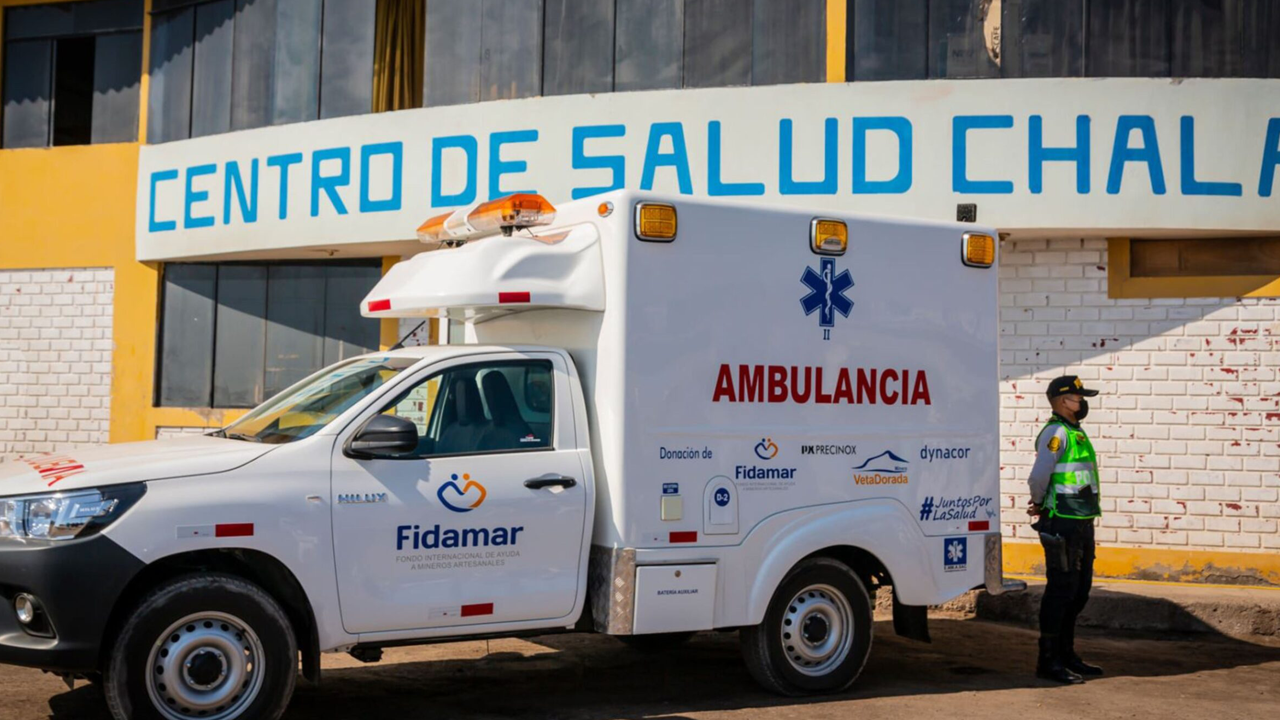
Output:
[1036,636,1085,684]
[1061,629,1104,676]
[1064,653,1104,676]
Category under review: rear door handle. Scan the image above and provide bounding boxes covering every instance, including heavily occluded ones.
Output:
[524,476,577,490]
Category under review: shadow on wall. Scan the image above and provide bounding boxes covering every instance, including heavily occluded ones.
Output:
[998,237,1280,558]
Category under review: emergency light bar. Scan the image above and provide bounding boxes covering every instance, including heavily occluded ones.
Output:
[417,194,557,246]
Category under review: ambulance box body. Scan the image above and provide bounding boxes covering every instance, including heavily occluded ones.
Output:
[0,190,1018,720]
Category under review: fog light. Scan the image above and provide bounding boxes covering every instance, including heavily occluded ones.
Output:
[14,594,36,625]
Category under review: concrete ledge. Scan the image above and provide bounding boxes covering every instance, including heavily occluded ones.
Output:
[972,579,1280,638]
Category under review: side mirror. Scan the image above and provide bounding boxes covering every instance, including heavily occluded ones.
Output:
[346,414,418,458]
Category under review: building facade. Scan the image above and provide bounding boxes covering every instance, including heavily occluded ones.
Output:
[2,0,1279,584]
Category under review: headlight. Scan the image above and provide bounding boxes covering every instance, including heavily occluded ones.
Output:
[0,484,144,542]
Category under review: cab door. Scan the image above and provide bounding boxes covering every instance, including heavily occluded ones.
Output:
[330,352,588,635]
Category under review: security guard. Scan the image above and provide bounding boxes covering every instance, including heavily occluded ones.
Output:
[1027,375,1104,684]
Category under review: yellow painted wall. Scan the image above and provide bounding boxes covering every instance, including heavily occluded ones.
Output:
[1005,541,1280,586]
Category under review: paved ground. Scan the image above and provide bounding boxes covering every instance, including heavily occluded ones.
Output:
[6,617,1278,720]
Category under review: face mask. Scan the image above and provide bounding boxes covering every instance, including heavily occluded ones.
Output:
[1075,399,1089,422]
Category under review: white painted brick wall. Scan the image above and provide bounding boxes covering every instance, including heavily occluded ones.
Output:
[999,239,1280,553]
[0,269,114,460]
[155,426,210,440]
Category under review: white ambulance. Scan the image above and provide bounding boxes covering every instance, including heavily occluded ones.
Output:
[0,191,1021,720]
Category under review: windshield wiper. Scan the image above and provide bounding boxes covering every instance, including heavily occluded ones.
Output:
[225,432,263,443]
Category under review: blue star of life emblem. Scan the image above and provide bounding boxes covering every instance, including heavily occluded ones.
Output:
[799,258,853,339]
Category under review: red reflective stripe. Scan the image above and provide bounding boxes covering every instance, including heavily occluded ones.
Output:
[367,299,391,312]
[669,531,697,544]
[498,292,530,304]
[968,520,990,532]
[460,603,494,617]
[215,523,254,538]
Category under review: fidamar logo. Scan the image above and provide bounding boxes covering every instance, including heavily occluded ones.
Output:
[799,257,853,341]
[437,473,487,513]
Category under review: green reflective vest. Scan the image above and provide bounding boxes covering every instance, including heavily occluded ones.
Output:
[1041,418,1101,520]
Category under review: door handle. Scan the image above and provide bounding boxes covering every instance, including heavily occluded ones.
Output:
[524,476,577,490]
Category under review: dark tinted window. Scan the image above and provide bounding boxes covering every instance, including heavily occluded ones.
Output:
[2,0,142,148]
[1086,0,1172,77]
[376,360,554,457]
[1001,0,1084,77]
[543,0,614,96]
[684,0,752,87]
[319,0,375,118]
[753,0,825,85]
[615,0,682,91]
[928,0,1000,78]
[147,0,374,141]
[158,262,382,408]
[847,0,928,81]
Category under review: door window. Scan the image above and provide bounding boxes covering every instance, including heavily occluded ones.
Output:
[374,359,554,457]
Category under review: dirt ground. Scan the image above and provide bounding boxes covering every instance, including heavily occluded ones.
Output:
[5,617,1278,720]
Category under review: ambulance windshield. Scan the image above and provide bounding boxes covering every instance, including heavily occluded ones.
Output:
[218,356,419,444]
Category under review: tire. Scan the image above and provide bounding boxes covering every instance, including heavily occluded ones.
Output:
[614,631,696,653]
[103,573,298,720]
[740,557,873,696]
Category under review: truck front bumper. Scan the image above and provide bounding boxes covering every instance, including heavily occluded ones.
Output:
[0,533,145,673]
[984,533,1027,595]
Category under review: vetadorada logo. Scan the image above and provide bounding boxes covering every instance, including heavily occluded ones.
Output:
[712,364,931,406]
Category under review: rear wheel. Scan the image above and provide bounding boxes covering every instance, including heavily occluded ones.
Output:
[740,557,872,696]
[103,574,297,720]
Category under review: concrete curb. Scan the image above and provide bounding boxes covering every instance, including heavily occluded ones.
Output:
[970,579,1280,638]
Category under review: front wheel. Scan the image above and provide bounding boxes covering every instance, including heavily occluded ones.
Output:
[104,574,298,720]
[740,557,873,696]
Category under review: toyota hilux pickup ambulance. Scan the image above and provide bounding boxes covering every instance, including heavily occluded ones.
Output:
[0,190,1022,720]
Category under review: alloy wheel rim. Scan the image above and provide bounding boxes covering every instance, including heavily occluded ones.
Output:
[145,612,266,720]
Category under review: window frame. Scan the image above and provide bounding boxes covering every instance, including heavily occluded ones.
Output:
[1,0,144,149]
[357,357,558,461]
[154,259,383,410]
[1107,237,1280,299]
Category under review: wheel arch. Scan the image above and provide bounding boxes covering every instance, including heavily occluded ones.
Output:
[742,501,937,627]
[100,548,321,683]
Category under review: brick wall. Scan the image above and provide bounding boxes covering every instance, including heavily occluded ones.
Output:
[999,238,1280,553]
[0,269,114,459]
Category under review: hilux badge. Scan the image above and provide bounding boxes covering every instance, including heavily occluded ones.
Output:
[337,493,388,505]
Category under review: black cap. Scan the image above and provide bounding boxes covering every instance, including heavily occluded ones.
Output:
[1046,375,1099,399]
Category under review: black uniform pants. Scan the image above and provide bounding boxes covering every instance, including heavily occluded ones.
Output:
[1037,516,1095,655]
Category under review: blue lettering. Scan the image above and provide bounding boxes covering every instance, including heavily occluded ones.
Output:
[148,169,178,232]
[779,118,837,195]
[432,135,478,207]
[854,116,913,194]
[183,163,217,229]
[489,129,538,199]
[707,121,765,196]
[223,159,259,225]
[1029,115,1090,194]
[266,152,303,220]
[952,115,1013,194]
[1261,118,1280,197]
[571,124,625,199]
[311,147,351,217]
[359,142,403,213]
[1106,115,1166,195]
[640,122,692,194]
[1180,116,1241,197]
